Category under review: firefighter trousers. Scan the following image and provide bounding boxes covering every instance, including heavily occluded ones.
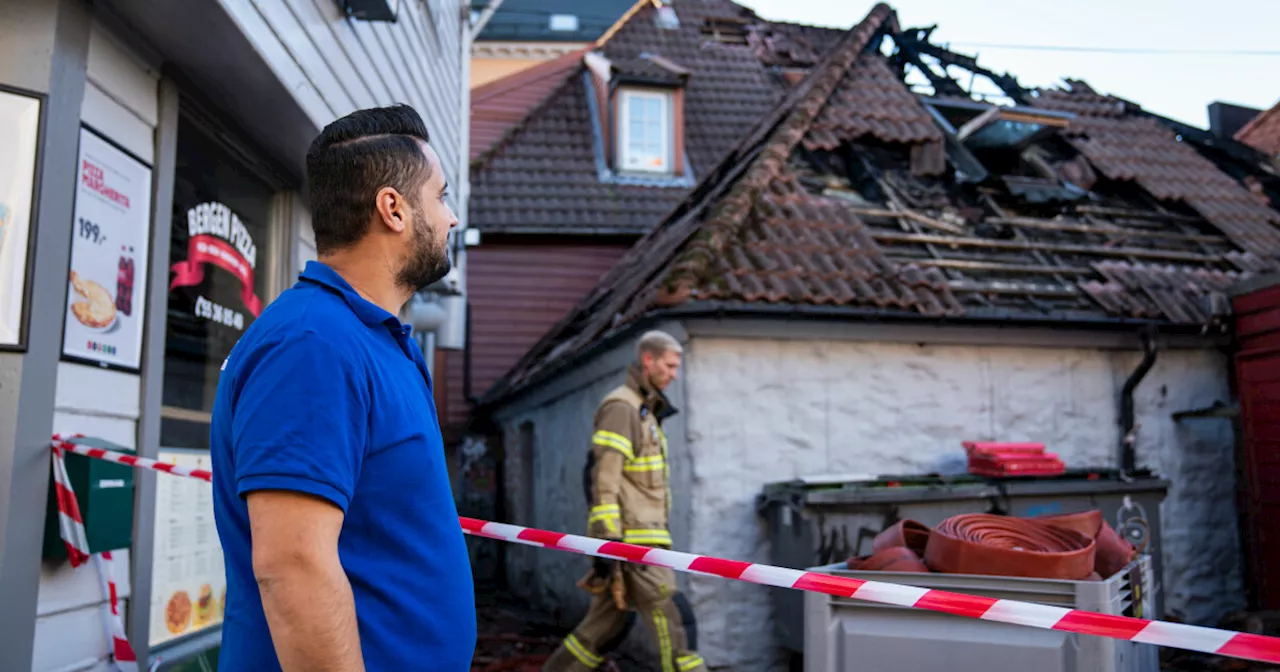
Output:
[544,563,707,672]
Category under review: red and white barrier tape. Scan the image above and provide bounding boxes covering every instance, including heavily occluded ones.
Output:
[92,551,138,672]
[49,437,1280,665]
[51,440,92,566]
[53,436,139,671]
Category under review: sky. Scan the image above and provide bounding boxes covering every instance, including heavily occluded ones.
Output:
[735,0,1280,129]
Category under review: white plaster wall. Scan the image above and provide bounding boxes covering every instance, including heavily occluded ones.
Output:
[683,337,1243,671]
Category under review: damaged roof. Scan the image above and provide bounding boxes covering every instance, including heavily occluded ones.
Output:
[468,0,843,235]
[481,2,1280,403]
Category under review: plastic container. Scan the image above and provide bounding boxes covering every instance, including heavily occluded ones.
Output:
[758,472,1169,653]
[803,556,1159,672]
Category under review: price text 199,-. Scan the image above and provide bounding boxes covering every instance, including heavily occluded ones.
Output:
[77,217,106,245]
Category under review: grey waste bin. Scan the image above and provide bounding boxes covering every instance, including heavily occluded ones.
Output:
[757,471,1169,653]
[802,557,1159,672]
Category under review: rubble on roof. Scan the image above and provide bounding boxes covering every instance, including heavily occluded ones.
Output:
[1037,82,1280,255]
[478,2,1280,402]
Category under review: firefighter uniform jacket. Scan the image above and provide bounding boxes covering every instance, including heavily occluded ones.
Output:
[584,364,677,547]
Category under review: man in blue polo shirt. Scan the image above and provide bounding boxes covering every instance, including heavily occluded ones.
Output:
[210,104,474,671]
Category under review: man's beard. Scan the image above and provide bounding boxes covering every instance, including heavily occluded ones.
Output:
[396,213,451,291]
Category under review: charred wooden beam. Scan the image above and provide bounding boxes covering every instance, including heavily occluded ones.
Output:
[871,231,1222,263]
[896,258,1094,275]
[846,206,966,235]
[1073,205,1204,223]
[947,279,1080,297]
[987,217,1228,244]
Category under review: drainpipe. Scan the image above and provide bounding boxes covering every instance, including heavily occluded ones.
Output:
[464,300,478,404]
[1119,328,1158,476]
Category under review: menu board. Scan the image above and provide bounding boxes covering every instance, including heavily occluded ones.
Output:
[62,126,152,370]
[149,450,224,646]
[0,87,41,348]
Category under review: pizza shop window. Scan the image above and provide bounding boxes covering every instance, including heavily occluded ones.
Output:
[618,88,673,174]
[159,109,281,451]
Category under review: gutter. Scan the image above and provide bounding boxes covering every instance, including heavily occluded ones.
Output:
[1119,328,1158,477]
[477,300,1213,411]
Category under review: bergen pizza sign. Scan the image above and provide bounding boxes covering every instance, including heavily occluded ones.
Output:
[170,202,264,318]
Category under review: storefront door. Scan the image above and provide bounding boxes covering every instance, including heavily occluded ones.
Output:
[149,103,280,650]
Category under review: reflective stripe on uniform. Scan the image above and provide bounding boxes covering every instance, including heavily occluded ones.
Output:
[659,427,672,512]
[624,455,665,472]
[653,610,675,672]
[593,430,635,460]
[623,529,673,545]
[678,654,705,671]
[589,504,621,534]
[565,633,603,668]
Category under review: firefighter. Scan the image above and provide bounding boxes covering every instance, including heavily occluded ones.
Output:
[544,330,707,672]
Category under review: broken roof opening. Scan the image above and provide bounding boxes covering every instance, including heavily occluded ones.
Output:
[701,15,751,45]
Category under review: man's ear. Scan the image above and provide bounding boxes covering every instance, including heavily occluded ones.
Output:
[375,186,407,233]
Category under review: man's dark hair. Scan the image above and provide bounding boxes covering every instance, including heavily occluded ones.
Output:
[306,104,433,255]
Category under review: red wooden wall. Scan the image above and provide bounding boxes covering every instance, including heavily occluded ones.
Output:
[440,235,633,433]
[1233,277,1280,610]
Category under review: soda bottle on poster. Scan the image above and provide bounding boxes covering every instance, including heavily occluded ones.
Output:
[116,245,135,316]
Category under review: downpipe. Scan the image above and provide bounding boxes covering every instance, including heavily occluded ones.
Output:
[1119,328,1158,478]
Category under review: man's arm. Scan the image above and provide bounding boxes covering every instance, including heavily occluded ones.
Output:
[228,331,370,669]
[248,490,363,672]
[587,400,635,540]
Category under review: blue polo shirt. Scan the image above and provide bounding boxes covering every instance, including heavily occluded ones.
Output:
[210,261,475,671]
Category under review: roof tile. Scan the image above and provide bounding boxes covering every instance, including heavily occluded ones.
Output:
[481,4,1280,403]
[1038,85,1280,257]
[470,0,843,234]
[469,49,586,161]
[1234,99,1280,156]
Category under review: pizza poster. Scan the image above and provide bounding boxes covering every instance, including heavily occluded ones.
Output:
[149,450,225,646]
[62,126,152,370]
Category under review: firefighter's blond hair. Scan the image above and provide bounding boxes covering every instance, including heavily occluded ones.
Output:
[637,330,682,360]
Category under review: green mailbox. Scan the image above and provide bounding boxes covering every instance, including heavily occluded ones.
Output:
[43,443,136,560]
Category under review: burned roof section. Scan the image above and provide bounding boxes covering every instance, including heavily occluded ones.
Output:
[1036,82,1280,256]
[481,3,1280,403]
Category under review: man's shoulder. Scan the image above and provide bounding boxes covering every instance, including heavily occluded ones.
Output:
[222,293,365,377]
[600,384,640,408]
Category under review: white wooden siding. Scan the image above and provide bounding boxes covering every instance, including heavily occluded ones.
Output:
[218,0,466,196]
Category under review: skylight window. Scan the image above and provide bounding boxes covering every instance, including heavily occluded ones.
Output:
[957,106,1075,148]
[548,13,579,32]
[618,89,672,174]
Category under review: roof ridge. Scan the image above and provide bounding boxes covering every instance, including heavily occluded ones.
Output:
[595,0,660,48]
[657,3,896,298]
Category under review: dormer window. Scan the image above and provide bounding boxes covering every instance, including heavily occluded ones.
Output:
[582,50,695,187]
[618,89,673,174]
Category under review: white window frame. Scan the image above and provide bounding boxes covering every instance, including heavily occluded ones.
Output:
[617,88,673,175]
